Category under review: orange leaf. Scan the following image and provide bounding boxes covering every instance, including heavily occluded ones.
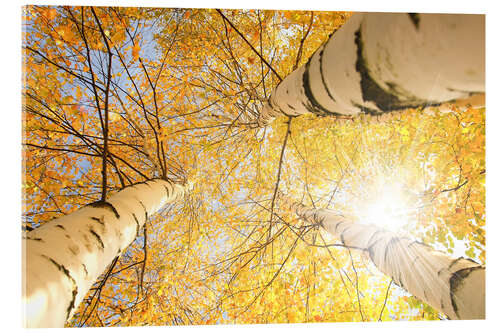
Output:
[132,44,140,62]
[46,8,57,21]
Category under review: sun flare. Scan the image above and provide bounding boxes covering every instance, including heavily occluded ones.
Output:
[355,181,414,233]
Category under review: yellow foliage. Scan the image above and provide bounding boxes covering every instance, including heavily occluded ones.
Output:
[23,5,484,327]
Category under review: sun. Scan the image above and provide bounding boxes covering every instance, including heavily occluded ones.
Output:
[354,181,414,233]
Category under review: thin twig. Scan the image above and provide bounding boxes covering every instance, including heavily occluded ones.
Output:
[267,117,293,246]
[90,7,113,201]
[293,11,314,70]
[378,278,393,321]
[441,179,468,193]
[216,9,283,82]
[347,247,365,321]
[138,224,148,296]
[78,256,120,326]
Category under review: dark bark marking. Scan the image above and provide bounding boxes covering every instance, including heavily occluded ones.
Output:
[300,101,316,114]
[384,237,401,268]
[163,185,170,197]
[116,179,154,193]
[367,236,384,263]
[463,257,480,265]
[334,221,348,234]
[67,287,78,320]
[367,230,384,248]
[266,99,273,110]
[68,245,79,256]
[80,232,92,251]
[449,266,484,316]
[89,227,105,251]
[82,263,88,277]
[367,245,376,263]
[354,27,397,112]
[446,88,484,96]
[354,28,431,113]
[26,236,44,242]
[132,213,141,236]
[408,240,432,249]
[87,201,120,219]
[408,13,420,29]
[447,257,465,272]
[301,51,343,117]
[318,46,337,103]
[277,105,288,117]
[91,216,105,227]
[56,224,66,230]
[398,271,404,290]
[41,255,78,320]
[352,102,382,116]
[287,104,296,110]
[340,231,346,245]
[142,180,153,188]
[138,200,148,221]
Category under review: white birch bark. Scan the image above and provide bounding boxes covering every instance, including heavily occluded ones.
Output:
[280,196,485,320]
[258,12,485,126]
[22,179,186,327]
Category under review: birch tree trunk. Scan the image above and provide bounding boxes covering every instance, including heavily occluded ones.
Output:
[280,196,485,320]
[258,12,485,126]
[22,179,186,327]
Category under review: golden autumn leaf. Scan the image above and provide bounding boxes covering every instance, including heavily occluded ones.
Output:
[132,44,140,62]
[22,5,484,328]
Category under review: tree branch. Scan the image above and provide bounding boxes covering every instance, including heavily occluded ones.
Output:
[216,9,283,82]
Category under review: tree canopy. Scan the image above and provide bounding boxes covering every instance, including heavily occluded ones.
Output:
[22,6,485,326]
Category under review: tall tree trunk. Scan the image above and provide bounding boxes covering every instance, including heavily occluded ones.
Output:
[23,179,186,327]
[280,196,485,320]
[258,12,485,126]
